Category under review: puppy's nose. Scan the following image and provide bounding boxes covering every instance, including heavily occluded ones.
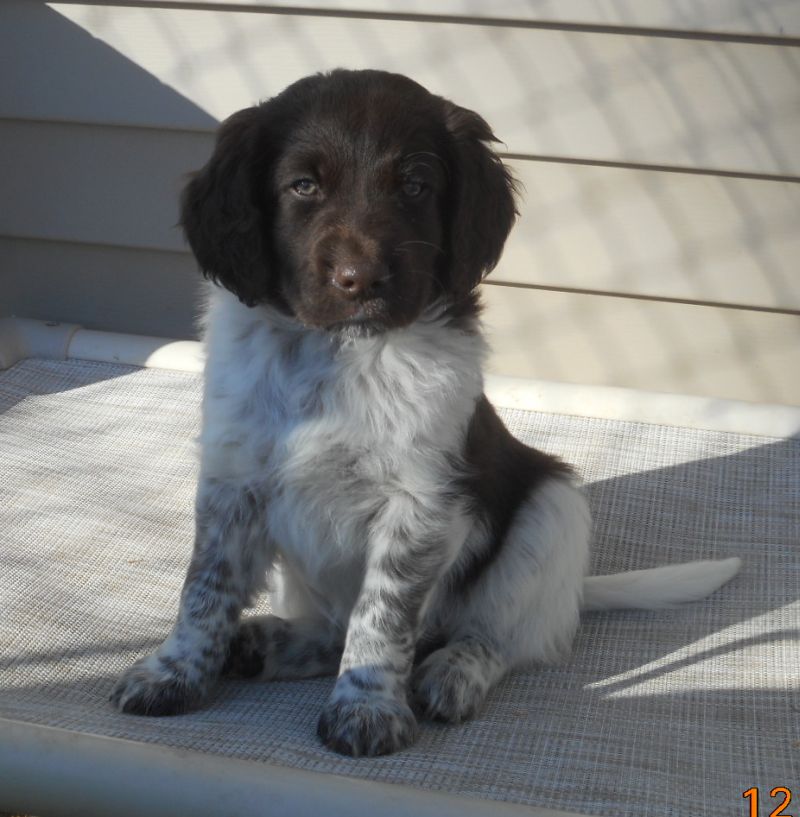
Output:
[330,263,386,299]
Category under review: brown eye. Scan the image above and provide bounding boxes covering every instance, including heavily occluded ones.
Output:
[402,179,425,198]
[291,178,318,196]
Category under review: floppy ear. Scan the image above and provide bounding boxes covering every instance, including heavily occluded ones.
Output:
[442,102,518,297]
[180,106,270,307]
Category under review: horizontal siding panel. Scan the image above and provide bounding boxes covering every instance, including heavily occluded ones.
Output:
[0,121,212,252]
[46,0,800,38]
[480,284,800,405]
[5,3,798,175]
[3,120,798,312]
[498,161,800,310]
[0,237,201,339]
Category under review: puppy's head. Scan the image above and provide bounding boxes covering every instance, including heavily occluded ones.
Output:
[181,69,517,333]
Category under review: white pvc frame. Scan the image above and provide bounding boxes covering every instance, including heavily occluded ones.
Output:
[1,316,798,437]
[0,719,583,817]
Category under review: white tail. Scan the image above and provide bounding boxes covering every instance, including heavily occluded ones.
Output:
[581,557,742,612]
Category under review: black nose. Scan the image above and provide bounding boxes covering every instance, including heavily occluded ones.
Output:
[330,263,387,300]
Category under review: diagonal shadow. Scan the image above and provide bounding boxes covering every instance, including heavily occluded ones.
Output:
[0,0,217,130]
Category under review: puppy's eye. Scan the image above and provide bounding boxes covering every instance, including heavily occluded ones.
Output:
[291,178,319,196]
[401,179,425,198]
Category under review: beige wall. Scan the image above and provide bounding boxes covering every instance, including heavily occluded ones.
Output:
[1,0,798,403]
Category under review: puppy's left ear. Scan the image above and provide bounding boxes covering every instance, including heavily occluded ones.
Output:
[442,102,518,297]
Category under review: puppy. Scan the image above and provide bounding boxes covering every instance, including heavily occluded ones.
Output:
[111,69,740,756]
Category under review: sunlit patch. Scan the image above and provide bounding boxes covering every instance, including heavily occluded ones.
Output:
[586,603,800,698]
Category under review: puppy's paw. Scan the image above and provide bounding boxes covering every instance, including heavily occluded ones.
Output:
[110,653,208,716]
[411,649,491,724]
[317,695,418,757]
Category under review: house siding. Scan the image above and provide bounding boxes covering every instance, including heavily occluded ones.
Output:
[2,0,798,403]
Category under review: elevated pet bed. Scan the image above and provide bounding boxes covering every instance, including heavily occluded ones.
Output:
[1,318,797,817]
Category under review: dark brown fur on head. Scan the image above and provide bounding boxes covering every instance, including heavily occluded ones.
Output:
[181,69,518,333]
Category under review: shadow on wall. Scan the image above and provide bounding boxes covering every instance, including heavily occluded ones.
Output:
[0,0,218,129]
[0,1,218,338]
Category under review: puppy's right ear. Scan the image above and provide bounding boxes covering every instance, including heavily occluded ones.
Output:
[180,106,269,307]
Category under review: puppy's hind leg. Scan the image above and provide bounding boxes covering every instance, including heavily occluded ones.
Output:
[412,634,507,723]
[413,477,590,723]
[224,615,344,680]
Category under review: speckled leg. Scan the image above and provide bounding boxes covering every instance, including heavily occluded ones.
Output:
[317,496,467,756]
[111,482,271,715]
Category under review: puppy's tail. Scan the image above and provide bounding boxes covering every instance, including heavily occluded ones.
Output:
[581,557,741,612]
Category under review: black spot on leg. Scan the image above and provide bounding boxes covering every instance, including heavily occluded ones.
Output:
[225,628,266,678]
[192,656,210,674]
[343,669,385,693]
[315,641,342,667]
[353,584,422,639]
[183,556,237,619]
[216,559,233,580]
[271,621,291,653]
[413,635,446,665]
[158,656,184,676]
[240,653,266,677]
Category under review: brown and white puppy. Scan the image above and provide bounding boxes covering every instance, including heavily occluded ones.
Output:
[111,69,740,757]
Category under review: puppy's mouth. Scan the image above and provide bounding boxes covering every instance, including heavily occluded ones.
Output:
[285,280,427,336]
[326,304,389,337]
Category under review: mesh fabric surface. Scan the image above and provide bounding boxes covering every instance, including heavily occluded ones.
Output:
[1,358,797,816]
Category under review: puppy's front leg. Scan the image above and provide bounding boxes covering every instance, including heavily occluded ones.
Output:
[318,496,457,756]
[111,482,268,715]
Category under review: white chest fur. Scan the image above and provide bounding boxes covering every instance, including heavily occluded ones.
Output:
[198,289,486,617]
